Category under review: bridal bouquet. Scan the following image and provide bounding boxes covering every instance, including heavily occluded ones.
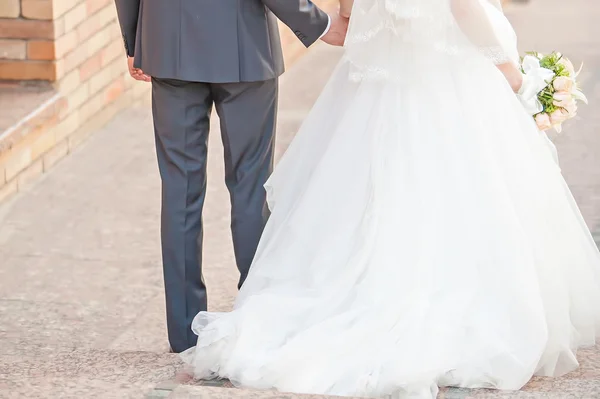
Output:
[518,52,587,133]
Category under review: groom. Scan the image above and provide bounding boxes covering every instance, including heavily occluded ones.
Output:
[114,0,348,353]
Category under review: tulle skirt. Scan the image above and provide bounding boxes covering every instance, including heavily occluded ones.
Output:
[181,51,600,398]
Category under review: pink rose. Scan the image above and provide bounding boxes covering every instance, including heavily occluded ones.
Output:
[553,76,574,92]
[550,109,570,125]
[553,91,574,107]
[563,101,578,117]
[535,113,553,131]
[558,57,576,77]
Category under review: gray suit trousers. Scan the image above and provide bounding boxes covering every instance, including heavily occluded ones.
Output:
[152,78,277,352]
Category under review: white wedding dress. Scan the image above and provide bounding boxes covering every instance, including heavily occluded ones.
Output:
[181,1,600,397]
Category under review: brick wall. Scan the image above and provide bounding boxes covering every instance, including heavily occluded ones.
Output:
[0,0,336,203]
[0,0,59,80]
[0,0,147,203]
[47,0,144,149]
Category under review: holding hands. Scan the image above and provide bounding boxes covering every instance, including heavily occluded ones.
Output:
[320,0,353,47]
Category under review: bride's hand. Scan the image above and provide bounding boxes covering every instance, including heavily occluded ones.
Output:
[339,0,353,18]
[497,62,524,93]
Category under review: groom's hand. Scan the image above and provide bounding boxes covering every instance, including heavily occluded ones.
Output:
[320,14,349,47]
[127,56,151,82]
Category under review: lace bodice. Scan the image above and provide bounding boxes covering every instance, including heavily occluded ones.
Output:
[344,0,518,82]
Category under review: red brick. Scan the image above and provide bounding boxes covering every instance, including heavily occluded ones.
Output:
[0,39,27,60]
[0,19,55,40]
[21,0,54,20]
[104,76,125,104]
[0,0,20,18]
[0,60,56,80]
[27,40,55,60]
[78,51,102,81]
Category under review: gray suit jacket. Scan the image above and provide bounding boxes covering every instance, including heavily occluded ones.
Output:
[114,0,329,83]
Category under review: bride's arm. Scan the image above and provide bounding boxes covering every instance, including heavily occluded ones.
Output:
[450,0,522,92]
[497,62,524,93]
[339,0,353,18]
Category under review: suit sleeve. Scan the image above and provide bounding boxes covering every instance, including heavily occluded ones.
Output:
[260,0,330,47]
[114,0,141,57]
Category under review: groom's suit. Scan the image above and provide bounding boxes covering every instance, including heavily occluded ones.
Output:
[114,0,329,353]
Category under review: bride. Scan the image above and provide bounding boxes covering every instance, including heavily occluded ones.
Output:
[182,0,600,397]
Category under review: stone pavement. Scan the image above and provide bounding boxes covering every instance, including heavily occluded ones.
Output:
[1,0,599,398]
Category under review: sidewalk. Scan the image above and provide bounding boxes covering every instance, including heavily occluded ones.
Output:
[1,1,600,398]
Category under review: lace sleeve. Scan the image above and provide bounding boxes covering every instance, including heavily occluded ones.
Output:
[450,0,514,65]
[343,0,518,82]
